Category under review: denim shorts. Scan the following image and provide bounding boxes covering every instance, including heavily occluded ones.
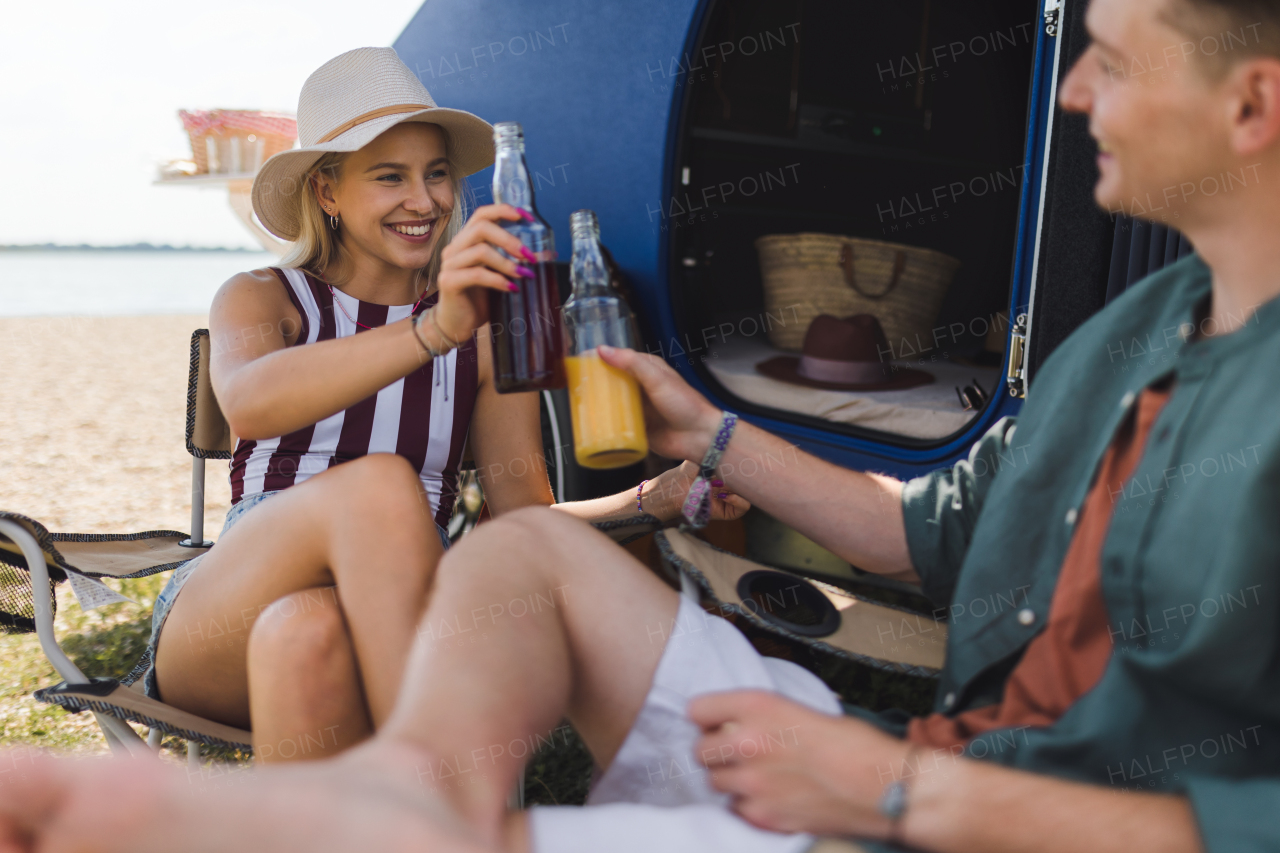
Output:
[142,490,451,700]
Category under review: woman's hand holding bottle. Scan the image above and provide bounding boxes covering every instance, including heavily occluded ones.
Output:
[429,203,534,348]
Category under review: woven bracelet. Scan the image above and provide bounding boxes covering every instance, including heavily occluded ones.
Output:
[680,411,738,529]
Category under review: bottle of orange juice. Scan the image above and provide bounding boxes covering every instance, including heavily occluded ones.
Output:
[561,210,648,469]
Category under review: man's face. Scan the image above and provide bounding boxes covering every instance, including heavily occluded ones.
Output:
[1059,0,1234,220]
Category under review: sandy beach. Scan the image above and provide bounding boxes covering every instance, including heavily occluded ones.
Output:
[0,315,231,536]
[0,314,235,753]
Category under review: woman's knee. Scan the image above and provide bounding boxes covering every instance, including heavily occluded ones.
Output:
[330,454,429,518]
[339,453,421,490]
[248,588,350,675]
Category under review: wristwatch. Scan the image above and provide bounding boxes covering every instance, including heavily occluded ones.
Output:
[878,778,910,843]
[878,779,909,822]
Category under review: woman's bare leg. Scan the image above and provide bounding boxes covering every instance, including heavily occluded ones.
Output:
[374,505,683,840]
[155,452,443,729]
[247,588,373,763]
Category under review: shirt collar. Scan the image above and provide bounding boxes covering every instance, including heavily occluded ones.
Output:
[1176,254,1280,364]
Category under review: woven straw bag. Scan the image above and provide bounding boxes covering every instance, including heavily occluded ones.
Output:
[755,234,961,352]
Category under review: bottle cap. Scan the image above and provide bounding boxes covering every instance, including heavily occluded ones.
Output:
[494,122,524,147]
[570,209,600,239]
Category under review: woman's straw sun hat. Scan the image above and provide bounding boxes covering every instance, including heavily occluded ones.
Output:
[252,47,495,241]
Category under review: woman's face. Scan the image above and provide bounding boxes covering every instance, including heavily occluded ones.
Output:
[317,122,455,273]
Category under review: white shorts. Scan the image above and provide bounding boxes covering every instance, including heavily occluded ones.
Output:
[529,593,843,853]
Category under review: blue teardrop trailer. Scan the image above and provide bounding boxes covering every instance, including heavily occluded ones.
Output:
[395,0,1166,516]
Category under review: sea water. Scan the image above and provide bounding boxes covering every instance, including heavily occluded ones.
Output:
[0,251,277,317]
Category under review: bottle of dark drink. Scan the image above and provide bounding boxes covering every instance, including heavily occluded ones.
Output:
[488,122,566,393]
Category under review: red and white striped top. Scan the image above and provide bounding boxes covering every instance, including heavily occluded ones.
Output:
[229,267,478,528]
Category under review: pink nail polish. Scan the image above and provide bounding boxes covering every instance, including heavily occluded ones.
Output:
[717,492,729,500]
[507,282,520,292]
[515,265,535,278]
[519,246,537,263]
[711,479,724,487]
[518,209,535,222]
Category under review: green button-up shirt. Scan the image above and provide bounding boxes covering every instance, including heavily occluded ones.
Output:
[892,255,1279,852]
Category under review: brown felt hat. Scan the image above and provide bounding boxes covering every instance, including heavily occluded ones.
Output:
[756,314,933,391]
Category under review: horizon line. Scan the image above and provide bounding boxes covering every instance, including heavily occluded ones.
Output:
[0,242,267,253]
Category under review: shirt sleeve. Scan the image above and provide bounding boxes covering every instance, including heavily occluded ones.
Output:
[1185,775,1280,853]
[899,416,1018,607]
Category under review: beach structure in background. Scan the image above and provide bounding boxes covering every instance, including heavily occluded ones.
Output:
[156,110,298,255]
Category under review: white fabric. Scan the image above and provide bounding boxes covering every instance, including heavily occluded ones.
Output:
[530,805,816,853]
[530,595,842,853]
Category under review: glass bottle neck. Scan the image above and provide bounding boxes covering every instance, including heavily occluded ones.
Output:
[570,229,611,298]
[493,146,535,213]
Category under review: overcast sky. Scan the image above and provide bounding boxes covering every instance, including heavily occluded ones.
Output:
[0,1,426,249]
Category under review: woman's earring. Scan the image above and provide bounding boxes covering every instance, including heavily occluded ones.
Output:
[329,213,339,231]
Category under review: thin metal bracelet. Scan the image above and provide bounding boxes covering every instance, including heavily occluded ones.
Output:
[413,307,459,357]
[426,305,462,350]
[411,310,436,356]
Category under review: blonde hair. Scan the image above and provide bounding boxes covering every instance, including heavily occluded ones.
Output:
[281,142,472,291]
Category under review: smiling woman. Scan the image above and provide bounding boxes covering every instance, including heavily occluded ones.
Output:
[143,46,747,767]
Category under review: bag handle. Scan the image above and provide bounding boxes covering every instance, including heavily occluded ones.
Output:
[840,243,906,300]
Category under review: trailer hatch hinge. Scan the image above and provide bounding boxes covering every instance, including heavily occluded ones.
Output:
[1044,0,1064,36]
[1006,313,1028,398]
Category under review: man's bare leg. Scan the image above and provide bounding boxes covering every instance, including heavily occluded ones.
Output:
[0,740,491,853]
[369,505,681,842]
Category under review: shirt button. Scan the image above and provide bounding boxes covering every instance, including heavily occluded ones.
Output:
[1120,391,1136,408]
[1065,508,1078,526]
[943,692,956,709]
[1018,608,1036,626]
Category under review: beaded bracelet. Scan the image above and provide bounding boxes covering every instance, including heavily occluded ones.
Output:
[680,411,738,529]
[636,479,648,514]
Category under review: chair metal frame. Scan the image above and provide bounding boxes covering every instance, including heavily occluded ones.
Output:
[0,519,202,765]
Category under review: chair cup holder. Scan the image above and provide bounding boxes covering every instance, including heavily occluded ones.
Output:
[735,570,841,638]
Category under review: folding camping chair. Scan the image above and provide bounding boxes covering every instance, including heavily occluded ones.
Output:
[595,507,948,678]
[0,330,249,762]
[652,528,947,677]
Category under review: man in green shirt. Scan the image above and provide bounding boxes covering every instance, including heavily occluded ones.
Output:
[1,0,1277,851]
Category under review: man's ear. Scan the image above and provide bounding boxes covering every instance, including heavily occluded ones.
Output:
[1229,58,1280,157]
